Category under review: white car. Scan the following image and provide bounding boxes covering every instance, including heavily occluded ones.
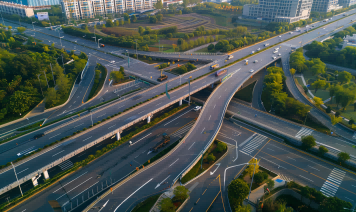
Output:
[251,51,255,54]
[254,60,258,63]
[278,35,282,38]
[257,48,260,51]
[278,53,281,56]
[272,56,276,59]
[110,60,115,63]
[273,51,278,54]
[194,106,202,111]
[250,69,254,73]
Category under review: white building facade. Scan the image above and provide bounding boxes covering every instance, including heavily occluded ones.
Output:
[243,0,313,23]
[311,0,342,13]
[0,1,34,17]
[339,0,356,7]
[61,0,154,19]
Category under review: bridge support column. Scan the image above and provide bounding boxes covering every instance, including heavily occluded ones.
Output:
[116,131,121,140]
[32,176,38,187]
[179,99,182,106]
[43,170,49,180]
[147,116,151,123]
[211,83,214,88]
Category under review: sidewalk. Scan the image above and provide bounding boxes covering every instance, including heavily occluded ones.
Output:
[247,176,285,204]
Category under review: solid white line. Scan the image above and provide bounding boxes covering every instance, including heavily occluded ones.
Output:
[188,142,195,150]
[169,158,179,167]
[308,165,320,171]
[74,123,84,128]
[156,103,162,106]
[260,156,286,169]
[214,104,216,109]
[53,172,88,193]
[83,136,92,142]
[131,133,152,146]
[56,177,92,200]
[159,175,171,185]
[201,128,205,134]
[287,156,296,161]
[52,150,65,157]
[97,113,106,118]
[69,181,99,201]
[17,168,29,175]
[164,109,191,126]
[267,148,274,152]
[208,115,211,121]
[108,124,116,129]
[345,197,354,202]
[299,175,313,182]
[49,133,61,140]
[138,111,144,114]
[118,105,125,109]
[114,178,153,212]
[218,96,221,99]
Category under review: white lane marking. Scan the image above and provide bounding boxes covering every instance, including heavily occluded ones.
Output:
[260,156,286,169]
[208,115,211,121]
[49,133,61,140]
[287,156,296,161]
[138,111,145,114]
[67,181,99,203]
[53,172,88,193]
[73,101,76,104]
[130,133,152,146]
[299,175,314,182]
[68,105,72,109]
[169,158,179,167]
[108,124,116,129]
[83,136,92,142]
[17,168,29,175]
[308,165,320,171]
[56,177,92,200]
[214,104,216,109]
[74,123,84,128]
[188,142,195,150]
[164,109,191,126]
[118,105,125,109]
[156,103,162,106]
[52,150,65,157]
[113,178,153,212]
[97,113,106,118]
[345,197,354,202]
[21,210,26,212]
[201,128,205,134]
[267,148,274,152]
[218,96,221,99]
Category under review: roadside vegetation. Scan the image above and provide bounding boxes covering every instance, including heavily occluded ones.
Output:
[88,63,107,100]
[131,194,161,212]
[234,81,256,103]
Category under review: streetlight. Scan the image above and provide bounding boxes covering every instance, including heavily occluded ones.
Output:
[98,38,102,48]
[32,21,36,37]
[188,76,192,105]
[92,36,96,43]
[11,162,23,197]
[304,111,310,125]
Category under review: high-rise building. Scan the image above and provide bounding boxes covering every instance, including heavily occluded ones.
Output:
[243,0,313,23]
[0,1,34,17]
[3,0,60,7]
[339,0,356,7]
[62,0,153,19]
[311,0,342,13]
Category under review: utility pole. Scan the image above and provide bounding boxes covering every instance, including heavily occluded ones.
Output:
[11,162,23,197]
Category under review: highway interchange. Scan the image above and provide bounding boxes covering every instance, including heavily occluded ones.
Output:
[1,8,356,212]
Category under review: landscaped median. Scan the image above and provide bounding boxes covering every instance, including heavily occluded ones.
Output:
[0,104,189,212]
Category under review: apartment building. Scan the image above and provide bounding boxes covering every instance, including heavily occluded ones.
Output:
[3,0,60,7]
[0,1,34,17]
[339,0,356,7]
[62,0,154,19]
[312,0,342,13]
[243,0,313,23]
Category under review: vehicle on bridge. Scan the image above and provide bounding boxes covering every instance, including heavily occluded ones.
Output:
[157,75,168,82]
[150,133,170,152]
[227,55,234,60]
[210,64,219,70]
[100,44,105,47]
[264,43,269,47]
[216,69,227,77]
[245,59,248,65]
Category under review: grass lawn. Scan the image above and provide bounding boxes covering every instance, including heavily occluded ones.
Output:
[194,47,218,53]
[200,14,230,27]
[131,194,161,212]
[234,81,256,103]
[295,77,305,87]
[163,48,175,52]
[310,89,330,101]
[325,102,356,121]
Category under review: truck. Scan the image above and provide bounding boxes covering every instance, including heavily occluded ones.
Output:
[323,19,329,22]
[216,69,227,77]
[150,133,170,152]
[210,64,219,70]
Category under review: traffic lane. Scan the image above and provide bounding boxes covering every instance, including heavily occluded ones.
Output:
[217,120,255,147]
[256,141,356,203]
[9,106,198,212]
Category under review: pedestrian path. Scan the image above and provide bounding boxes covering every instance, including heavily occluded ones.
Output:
[58,160,73,171]
[295,127,313,139]
[171,121,195,138]
[320,168,346,197]
[241,134,268,155]
[277,174,293,182]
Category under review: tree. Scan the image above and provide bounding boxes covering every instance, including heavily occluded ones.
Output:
[8,90,34,114]
[106,19,114,27]
[235,205,251,212]
[127,19,131,24]
[131,15,137,23]
[159,198,176,212]
[276,203,293,212]
[331,114,343,125]
[155,0,163,9]
[290,68,296,75]
[17,27,26,33]
[138,26,144,35]
[311,79,326,94]
[150,15,157,23]
[157,14,163,22]
[45,87,58,107]
[120,19,124,25]
[319,145,328,155]
[8,26,12,30]
[207,153,216,163]
[338,71,352,84]
[266,179,275,189]
[253,172,267,184]
[110,71,124,83]
[216,142,227,153]
[178,10,182,15]
[301,186,311,202]
[102,24,106,29]
[301,135,316,150]
[247,158,260,178]
[115,20,119,26]
[313,96,323,107]
[173,186,189,201]
[228,179,250,208]
[320,197,352,212]
[123,13,130,21]
[338,152,350,162]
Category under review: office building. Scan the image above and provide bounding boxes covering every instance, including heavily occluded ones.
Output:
[3,0,60,7]
[61,0,154,19]
[243,0,313,23]
[339,0,356,7]
[312,0,342,13]
[0,1,34,17]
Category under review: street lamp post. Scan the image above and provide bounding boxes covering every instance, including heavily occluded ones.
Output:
[32,21,36,37]
[98,38,102,48]
[304,111,310,125]
[188,76,192,105]
[11,162,23,197]
[37,74,44,97]
[92,36,96,43]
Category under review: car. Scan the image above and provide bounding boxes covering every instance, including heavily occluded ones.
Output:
[257,48,260,51]
[227,55,234,60]
[33,133,45,139]
[110,60,115,63]
[254,60,258,63]
[272,56,276,59]
[251,51,255,54]
[273,51,278,54]
[278,35,282,38]
[193,106,202,111]
[289,32,293,34]
[249,69,254,73]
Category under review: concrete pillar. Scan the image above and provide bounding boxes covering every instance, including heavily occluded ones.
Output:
[147,115,151,123]
[32,176,38,187]
[179,99,182,106]
[43,170,49,180]
[116,131,120,140]
[211,83,214,88]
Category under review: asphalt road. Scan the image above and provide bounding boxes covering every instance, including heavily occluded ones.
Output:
[87,11,356,211]
[7,106,199,212]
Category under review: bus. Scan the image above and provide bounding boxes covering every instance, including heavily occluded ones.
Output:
[210,64,219,70]
[216,69,227,77]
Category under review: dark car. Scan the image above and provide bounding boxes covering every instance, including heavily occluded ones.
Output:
[33,133,45,139]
